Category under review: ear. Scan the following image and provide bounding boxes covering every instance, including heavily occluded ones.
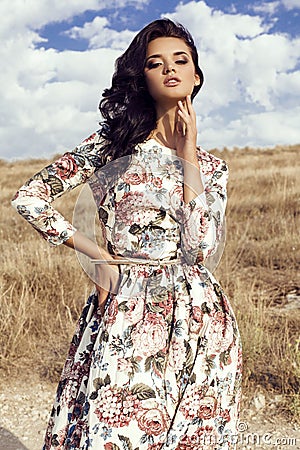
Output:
[194,73,201,86]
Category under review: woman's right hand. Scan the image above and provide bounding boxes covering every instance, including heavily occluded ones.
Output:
[95,262,121,315]
[64,231,123,315]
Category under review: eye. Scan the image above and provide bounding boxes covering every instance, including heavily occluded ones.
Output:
[175,59,188,65]
[146,61,162,70]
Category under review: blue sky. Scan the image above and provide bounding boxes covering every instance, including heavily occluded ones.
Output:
[0,0,300,159]
[38,0,300,51]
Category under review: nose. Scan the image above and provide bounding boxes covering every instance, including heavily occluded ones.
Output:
[164,65,176,75]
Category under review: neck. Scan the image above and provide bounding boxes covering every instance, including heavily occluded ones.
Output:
[152,103,178,148]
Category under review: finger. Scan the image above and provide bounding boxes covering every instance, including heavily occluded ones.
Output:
[177,102,191,123]
[96,288,110,315]
[112,272,122,293]
[176,119,185,136]
[177,109,189,131]
[97,286,109,302]
[178,100,187,114]
[185,95,195,117]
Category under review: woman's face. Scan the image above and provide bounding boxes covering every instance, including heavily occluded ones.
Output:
[144,36,200,106]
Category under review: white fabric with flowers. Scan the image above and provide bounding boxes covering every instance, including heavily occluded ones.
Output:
[12,131,242,450]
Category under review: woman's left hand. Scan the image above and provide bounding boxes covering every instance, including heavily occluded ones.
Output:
[175,95,198,162]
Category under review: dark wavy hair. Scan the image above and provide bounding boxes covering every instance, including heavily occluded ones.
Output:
[99,18,204,162]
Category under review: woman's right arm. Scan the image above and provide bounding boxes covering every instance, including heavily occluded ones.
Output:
[11,131,106,246]
[65,231,121,313]
[11,130,120,312]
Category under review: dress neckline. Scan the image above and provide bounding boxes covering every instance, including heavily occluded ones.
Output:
[143,137,177,153]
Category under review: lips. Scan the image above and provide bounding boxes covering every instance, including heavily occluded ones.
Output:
[164,76,181,87]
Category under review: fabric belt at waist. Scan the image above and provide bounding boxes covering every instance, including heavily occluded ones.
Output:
[91,257,181,266]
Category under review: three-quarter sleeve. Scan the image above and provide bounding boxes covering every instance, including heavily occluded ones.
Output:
[11,131,108,246]
[179,148,228,266]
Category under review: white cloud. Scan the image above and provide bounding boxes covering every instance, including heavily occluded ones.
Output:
[66,16,136,49]
[0,0,300,160]
[281,0,300,10]
[250,1,280,14]
[0,28,122,158]
[199,106,300,149]
[0,0,147,36]
[165,1,300,147]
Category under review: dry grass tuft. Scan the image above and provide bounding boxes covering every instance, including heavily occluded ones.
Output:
[1,145,299,420]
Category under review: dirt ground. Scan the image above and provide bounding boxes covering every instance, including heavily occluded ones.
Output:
[0,376,299,450]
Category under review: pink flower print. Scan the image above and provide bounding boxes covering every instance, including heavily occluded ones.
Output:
[117,357,134,372]
[137,407,169,436]
[131,313,168,357]
[179,384,204,420]
[124,295,144,324]
[122,164,148,185]
[158,292,173,317]
[220,408,231,422]
[19,179,51,201]
[115,191,145,224]
[192,306,203,323]
[197,395,218,419]
[94,385,140,428]
[207,311,234,355]
[189,305,205,336]
[197,148,221,176]
[176,425,218,449]
[53,153,78,180]
[112,231,130,252]
[105,296,118,325]
[152,176,163,188]
[167,339,186,372]
[182,204,210,246]
[104,444,115,450]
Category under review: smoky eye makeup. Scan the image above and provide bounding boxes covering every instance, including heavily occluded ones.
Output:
[145,60,162,70]
[145,57,189,70]
[175,58,188,64]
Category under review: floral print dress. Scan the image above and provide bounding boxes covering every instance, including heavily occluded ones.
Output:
[12,131,242,450]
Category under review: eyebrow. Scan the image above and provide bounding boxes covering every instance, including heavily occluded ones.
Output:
[145,51,190,62]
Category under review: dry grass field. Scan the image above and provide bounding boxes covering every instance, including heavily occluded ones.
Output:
[0,145,299,423]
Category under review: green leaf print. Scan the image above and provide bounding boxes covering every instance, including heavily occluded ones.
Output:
[129,223,142,235]
[151,286,168,304]
[174,319,183,337]
[106,445,120,450]
[129,357,141,377]
[205,356,216,375]
[89,391,98,400]
[47,176,64,196]
[185,341,194,369]
[201,302,211,314]
[100,330,109,342]
[118,434,133,450]
[73,153,87,167]
[147,303,164,314]
[220,348,232,366]
[149,209,166,225]
[206,192,215,206]
[145,356,153,372]
[104,374,111,385]
[33,168,50,182]
[118,301,129,312]
[153,352,165,375]
[131,383,156,400]
[214,170,223,179]
[98,207,108,224]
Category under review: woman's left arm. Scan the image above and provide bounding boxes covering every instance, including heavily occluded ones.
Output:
[178,155,228,266]
[175,95,228,266]
[175,94,204,203]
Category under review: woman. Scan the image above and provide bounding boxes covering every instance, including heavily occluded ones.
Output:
[12,18,242,450]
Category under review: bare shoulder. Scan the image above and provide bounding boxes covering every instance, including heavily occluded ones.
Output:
[196,146,228,177]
